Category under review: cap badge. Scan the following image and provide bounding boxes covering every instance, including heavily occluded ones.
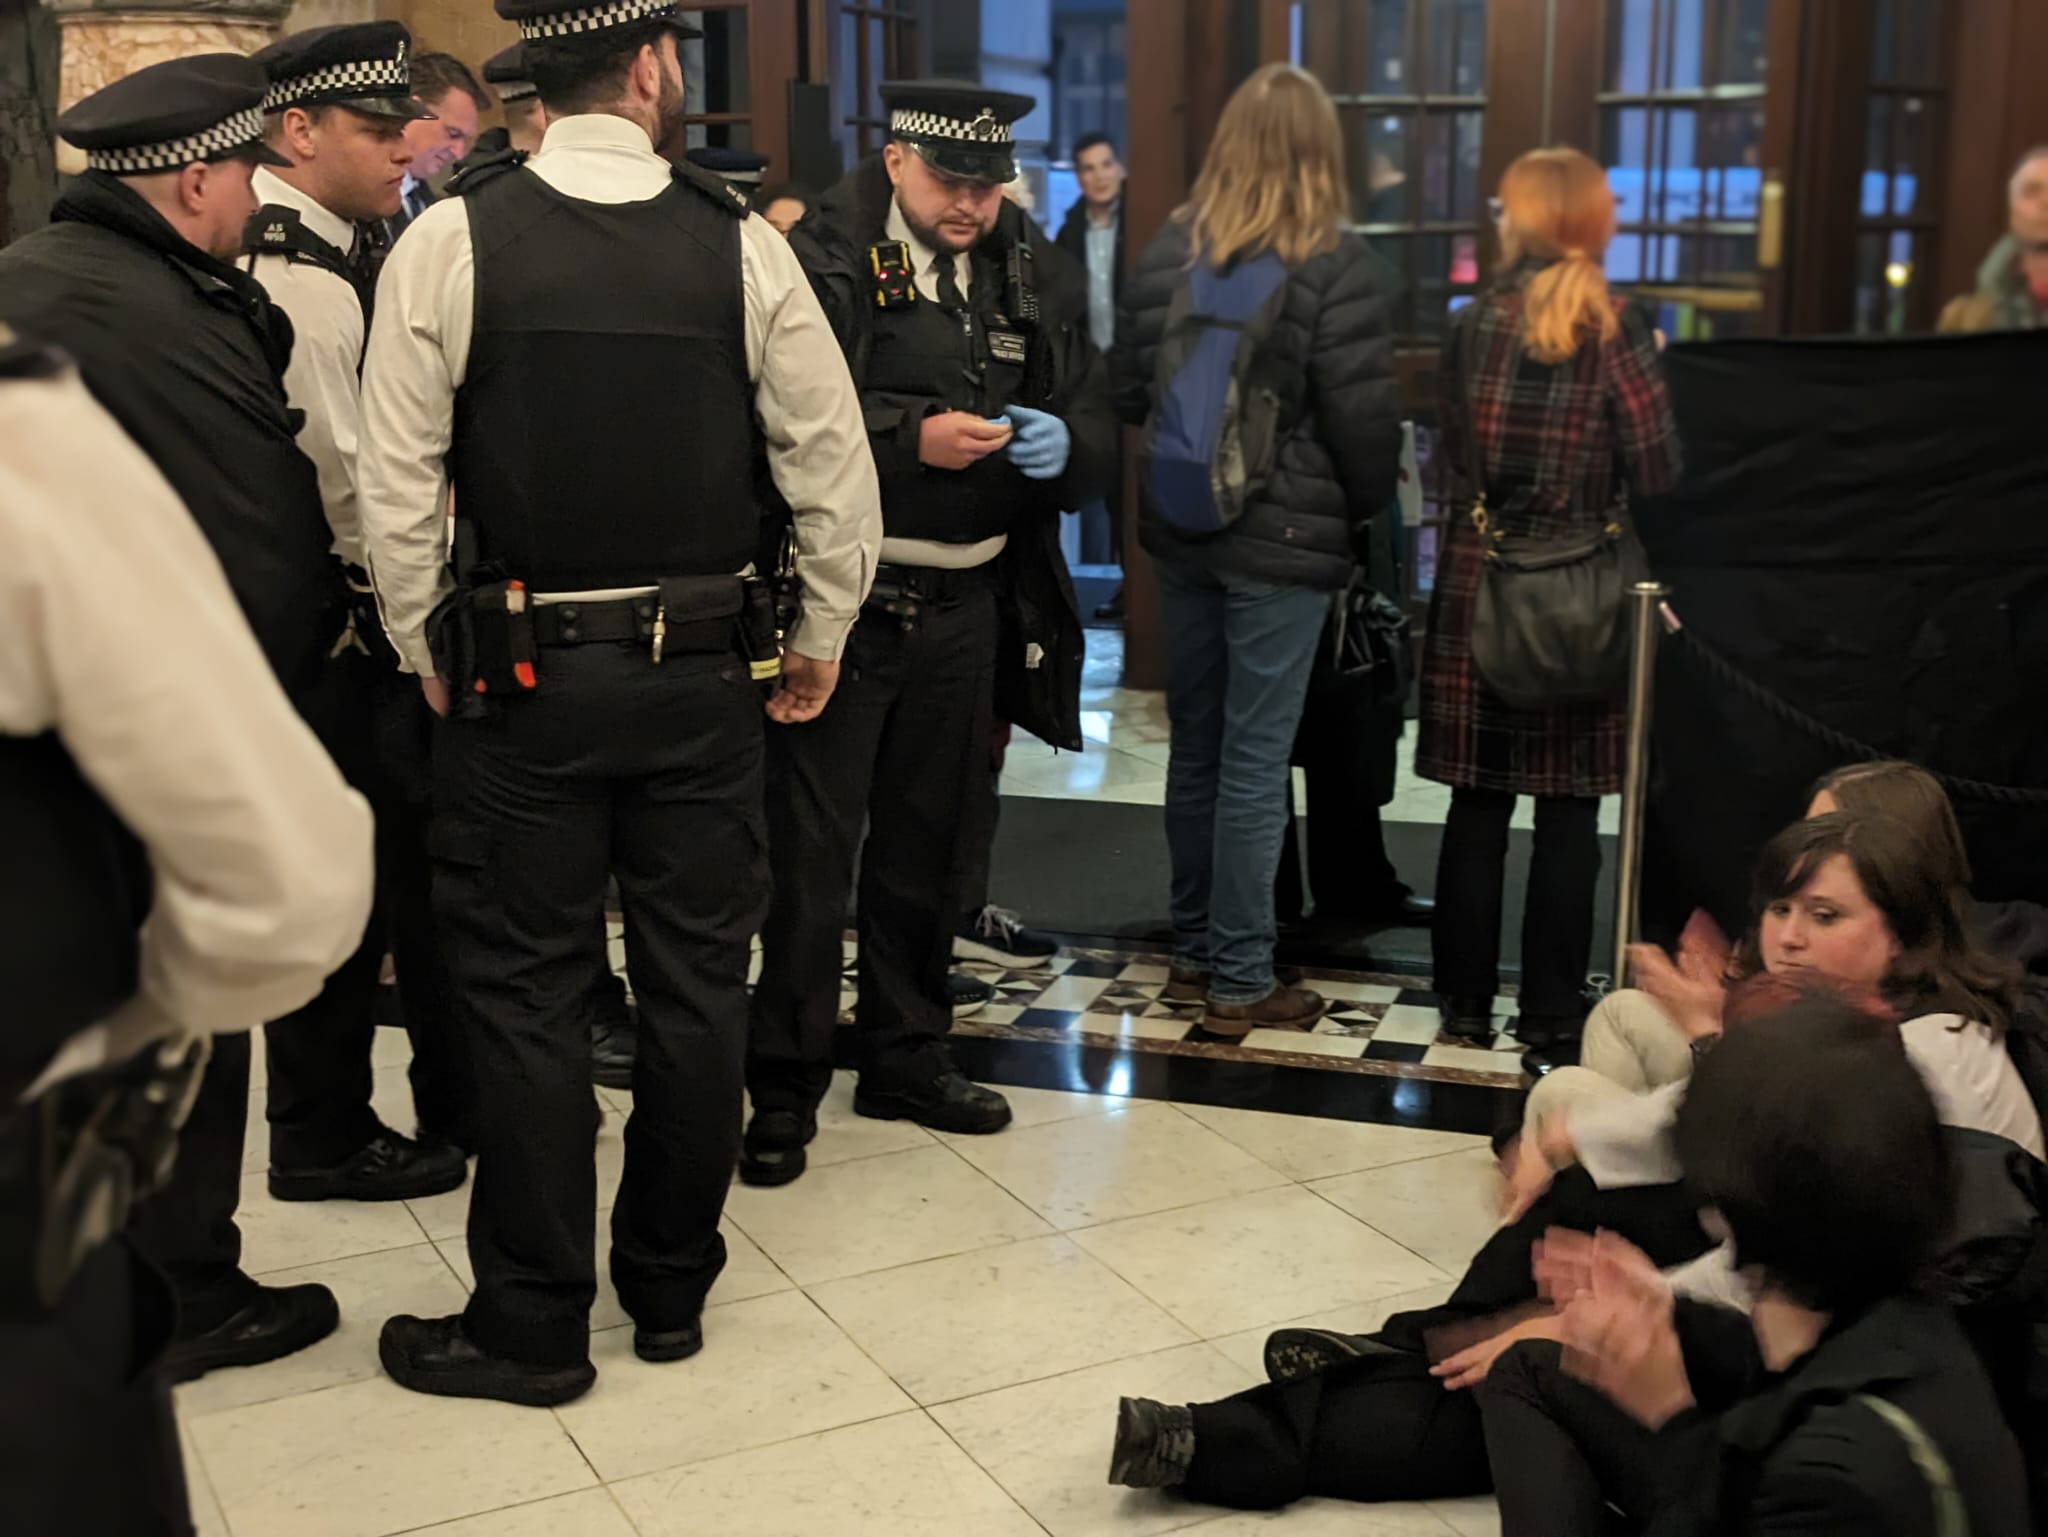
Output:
[970,109,997,142]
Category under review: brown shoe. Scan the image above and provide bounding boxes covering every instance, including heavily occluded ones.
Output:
[1164,965,1303,1005]
[1204,986,1326,1037]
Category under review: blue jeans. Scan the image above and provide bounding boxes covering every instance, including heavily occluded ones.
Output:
[1157,559,1330,1004]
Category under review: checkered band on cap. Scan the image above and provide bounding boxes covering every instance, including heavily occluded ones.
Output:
[83,105,265,173]
[263,54,410,111]
[890,107,1013,146]
[496,78,538,102]
[518,0,676,42]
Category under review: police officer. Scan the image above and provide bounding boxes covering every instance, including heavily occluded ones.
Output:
[0,326,374,1533]
[243,22,475,1192]
[744,81,1111,1185]
[479,42,544,157]
[359,0,880,1405]
[686,144,770,191]
[0,54,375,1380]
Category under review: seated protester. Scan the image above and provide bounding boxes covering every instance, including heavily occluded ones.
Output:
[1509,810,2041,1222]
[1553,759,1978,1101]
[1105,811,2038,1517]
[1478,997,2032,1537]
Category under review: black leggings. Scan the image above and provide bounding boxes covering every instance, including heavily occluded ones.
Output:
[1434,788,1602,1018]
[1480,1339,1665,1536]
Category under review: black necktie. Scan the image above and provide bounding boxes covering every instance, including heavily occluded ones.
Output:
[932,255,967,313]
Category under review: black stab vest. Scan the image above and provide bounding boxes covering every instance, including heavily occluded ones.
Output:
[448,164,759,589]
[865,247,1032,546]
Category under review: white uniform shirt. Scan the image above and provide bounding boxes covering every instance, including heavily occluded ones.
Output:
[0,363,375,1095]
[358,113,882,676]
[886,198,973,300]
[247,166,367,568]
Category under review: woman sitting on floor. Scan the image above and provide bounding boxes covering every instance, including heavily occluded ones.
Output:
[1103,809,2037,1516]
[1478,995,2032,1536]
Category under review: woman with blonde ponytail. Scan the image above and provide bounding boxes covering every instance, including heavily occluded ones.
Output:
[1417,147,1682,1063]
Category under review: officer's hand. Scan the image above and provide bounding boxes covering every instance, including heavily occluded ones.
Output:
[920,411,1013,471]
[421,675,452,718]
[767,652,840,724]
[1002,405,1072,481]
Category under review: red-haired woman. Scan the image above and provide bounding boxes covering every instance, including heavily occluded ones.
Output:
[1420,147,1682,1052]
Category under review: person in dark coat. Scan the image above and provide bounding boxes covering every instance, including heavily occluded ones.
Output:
[1112,63,1402,1035]
[1056,131,1128,605]
[1480,997,2032,1537]
[1420,147,1681,1048]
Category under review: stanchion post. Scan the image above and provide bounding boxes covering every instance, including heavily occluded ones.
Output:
[1613,582,1669,983]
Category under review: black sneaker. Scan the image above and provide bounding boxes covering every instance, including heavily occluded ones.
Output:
[268,1130,468,1203]
[738,1109,816,1188]
[1107,1396,1195,1488]
[955,906,1061,968]
[633,1320,703,1363]
[854,1071,1012,1135]
[1261,1326,1385,1384]
[165,1283,340,1383]
[948,972,993,1018]
[379,1314,596,1407]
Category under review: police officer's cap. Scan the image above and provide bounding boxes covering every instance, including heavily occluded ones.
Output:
[481,43,537,104]
[58,53,291,176]
[494,0,702,49]
[687,146,771,186]
[881,80,1035,185]
[252,22,434,122]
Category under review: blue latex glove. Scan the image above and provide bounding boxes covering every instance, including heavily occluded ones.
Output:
[1002,405,1071,481]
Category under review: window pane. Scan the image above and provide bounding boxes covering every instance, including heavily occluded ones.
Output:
[1605,0,1655,93]
[680,8,750,116]
[1897,0,1942,87]
[1711,0,1770,87]
[1871,0,1899,82]
[1419,110,1482,223]
[1423,0,1485,96]
[1700,102,1764,220]
[1302,0,1407,97]
[1352,110,1415,223]
[1368,0,1412,93]
[1892,96,1929,217]
[1665,0,1703,92]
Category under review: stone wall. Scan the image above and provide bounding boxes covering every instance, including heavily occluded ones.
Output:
[0,0,58,241]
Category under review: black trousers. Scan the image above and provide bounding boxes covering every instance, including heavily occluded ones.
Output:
[5,1098,191,1536]
[128,1030,256,1335]
[955,724,1008,918]
[1432,787,1601,1018]
[749,580,998,1117]
[1480,1339,1664,1536]
[435,643,767,1368]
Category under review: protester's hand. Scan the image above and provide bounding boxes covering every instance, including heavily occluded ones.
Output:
[766,653,839,724]
[1561,1234,1695,1429]
[1002,405,1072,480]
[920,411,1013,471]
[1534,1227,1666,1309]
[1630,911,1730,1042]
[1430,1313,1563,1391]
[420,675,451,718]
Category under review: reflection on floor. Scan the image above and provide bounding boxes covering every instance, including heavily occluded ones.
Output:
[176,1029,1505,1537]
[1012,629,1621,838]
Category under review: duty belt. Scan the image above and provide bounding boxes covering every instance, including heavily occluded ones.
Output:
[867,562,1000,605]
[529,596,726,654]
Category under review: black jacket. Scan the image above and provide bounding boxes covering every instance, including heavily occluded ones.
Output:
[1648,1295,2031,1537]
[0,174,344,698]
[1111,217,1403,591]
[1054,196,1123,339]
[791,157,1117,750]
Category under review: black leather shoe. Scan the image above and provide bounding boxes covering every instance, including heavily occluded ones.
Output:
[633,1320,703,1363]
[1262,1326,1396,1384]
[165,1283,339,1383]
[854,1071,1012,1135]
[1094,588,1126,623]
[379,1313,595,1407]
[1323,893,1438,928]
[1107,1396,1194,1488]
[738,1109,816,1187]
[1519,1029,1584,1077]
[269,1130,468,1202]
[591,1000,638,1092]
[1437,995,1495,1042]
[1514,1013,1584,1051]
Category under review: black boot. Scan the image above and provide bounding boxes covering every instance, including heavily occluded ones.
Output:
[379,1314,595,1407]
[738,1109,816,1188]
[1107,1397,1195,1488]
[1437,994,1495,1042]
[164,1283,340,1383]
[854,1071,1012,1135]
[1262,1326,1398,1383]
[590,977,638,1091]
[268,1129,468,1202]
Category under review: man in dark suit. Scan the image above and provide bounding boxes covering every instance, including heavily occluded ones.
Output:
[1055,132,1127,617]
[386,52,487,238]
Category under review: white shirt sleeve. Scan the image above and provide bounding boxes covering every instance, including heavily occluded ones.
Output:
[359,197,475,678]
[740,215,881,661]
[251,254,368,567]
[1901,1014,2047,1159]
[0,368,375,1089]
[1569,1080,1689,1189]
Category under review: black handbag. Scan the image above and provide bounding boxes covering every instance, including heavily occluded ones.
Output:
[1458,327,1647,711]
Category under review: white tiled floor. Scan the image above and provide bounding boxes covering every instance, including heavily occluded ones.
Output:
[1005,629,1620,837]
[176,1053,1504,1537]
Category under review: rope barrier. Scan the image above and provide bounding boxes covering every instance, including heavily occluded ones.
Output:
[1669,627,2048,808]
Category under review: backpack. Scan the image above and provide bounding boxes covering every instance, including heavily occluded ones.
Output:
[1142,251,1293,536]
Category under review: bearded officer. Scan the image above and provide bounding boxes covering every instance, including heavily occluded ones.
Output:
[360,0,880,1405]
[743,81,1109,1186]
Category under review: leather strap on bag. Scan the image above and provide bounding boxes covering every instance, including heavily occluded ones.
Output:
[1857,1394,1970,1537]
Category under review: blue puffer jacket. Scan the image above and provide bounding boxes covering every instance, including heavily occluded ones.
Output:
[1110,216,1403,591]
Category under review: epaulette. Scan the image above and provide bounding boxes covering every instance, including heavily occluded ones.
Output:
[669,157,753,218]
[242,204,350,280]
[447,147,530,198]
[0,324,69,380]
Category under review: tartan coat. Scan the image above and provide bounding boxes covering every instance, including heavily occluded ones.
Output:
[1415,260,1682,798]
